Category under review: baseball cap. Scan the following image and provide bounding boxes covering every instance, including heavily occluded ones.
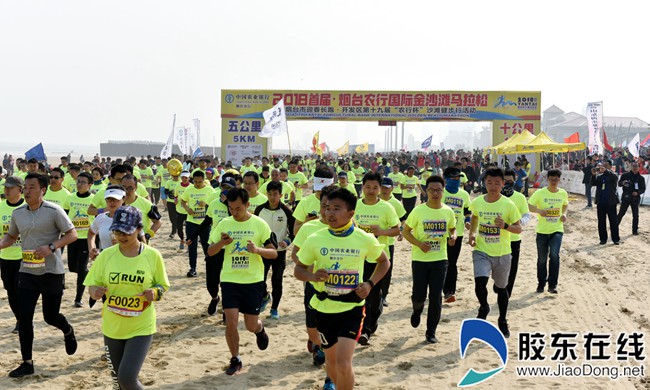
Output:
[110,206,143,234]
[180,171,190,178]
[443,167,461,178]
[382,177,394,187]
[221,177,236,188]
[313,176,334,191]
[104,188,126,199]
[338,171,348,178]
[205,167,215,175]
[4,176,25,188]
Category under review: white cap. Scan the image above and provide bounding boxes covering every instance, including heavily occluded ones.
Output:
[180,171,191,178]
[104,188,126,199]
[313,177,334,191]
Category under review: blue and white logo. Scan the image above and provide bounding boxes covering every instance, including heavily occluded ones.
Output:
[225,94,234,103]
[458,319,509,387]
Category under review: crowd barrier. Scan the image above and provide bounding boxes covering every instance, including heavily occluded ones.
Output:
[553,170,650,206]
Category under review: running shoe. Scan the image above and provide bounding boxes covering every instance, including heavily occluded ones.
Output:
[74,300,83,308]
[312,345,326,366]
[444,294,456,303]
[536,285,545,293]
[498,319,510,338]
[410,311,421,328]
[256,327,269,350]
[323,377,336,390]
[425,332,438,344]
[65,325,78,355]
[614,241,620,245]
[8,362,34,378]
[208,296,220,315]
[12,322,19,334]
[269,309,280,319]
[187,269,197,277]
[225,357,242,375]
[358,333,370,345]
[477,305,490,320]
[168,233,174,239]
[382,297,389,307]
[260,294,272,313]
[548,286,558,294]
[179,242,185,250]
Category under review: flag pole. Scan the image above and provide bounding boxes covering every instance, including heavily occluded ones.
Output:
[286,121,293,158]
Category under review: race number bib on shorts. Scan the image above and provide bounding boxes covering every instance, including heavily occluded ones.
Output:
[107,295,148,317]
[22,250,45,268]
[478,224,501,244]
[325,270,360,296]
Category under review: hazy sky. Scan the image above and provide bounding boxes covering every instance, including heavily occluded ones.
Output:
[1,1,646,153]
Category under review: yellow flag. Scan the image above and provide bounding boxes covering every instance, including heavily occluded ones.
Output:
[337,141,349,156]
[355,142,368,153]
[312,131,322,156]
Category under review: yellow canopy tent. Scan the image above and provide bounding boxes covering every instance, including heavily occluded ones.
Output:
[486,130,536,154]
[508,131,586,154]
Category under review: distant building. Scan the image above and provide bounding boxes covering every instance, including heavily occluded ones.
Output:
[543,105,650,146]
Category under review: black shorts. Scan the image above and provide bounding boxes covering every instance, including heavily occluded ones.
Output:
[67,239,89,273]
[221,281,265,315]
[304,282,318,329]
[17,272,65,295]
[315,305,365,349]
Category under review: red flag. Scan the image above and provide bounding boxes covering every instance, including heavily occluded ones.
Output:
[319,142,327,152]
[603,130,614,152]
[563,132,580,143]
[642,133,650,147]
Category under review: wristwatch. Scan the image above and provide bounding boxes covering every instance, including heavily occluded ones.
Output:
[48,243,56,253]
[503,223,509,230]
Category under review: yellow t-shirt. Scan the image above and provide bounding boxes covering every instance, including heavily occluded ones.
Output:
[0,199,25,260]
[288,172,308,201]
[405,203,456,262]
[335,183,357,197]
[469,195,521,257]
[138,167,154,188]
[126,196,156,236]
[419,168,434,185]
[164,179,180,203]
[388,172,404,195]
[174,183,190,215]
[401,175,419,199]
[293,193,320,223]
[247,193,268,213]
[351,167,365,184]
[354,199,400,259]
[507,191,529,241]
[83,244,170,339]
[63,193,95,239]
[443,188,472,237]
[210,215,273,284]
[528,187,568,234]
[180,185,215,225]
[292,219,328,249]
[259,181,295,205]
[44,187,71,208]
[206,197,230,227]
[298,227,384,313]
[384,196,406,246]
[156,167,171,189]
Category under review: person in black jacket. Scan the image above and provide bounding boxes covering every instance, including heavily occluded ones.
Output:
[591,160,620,245]
[582,156,594,208]
[617,162,646,235]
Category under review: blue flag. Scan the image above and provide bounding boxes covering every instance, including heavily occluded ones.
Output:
[25,143,47,161]
[192,147,204,158]
[421,135,433,149]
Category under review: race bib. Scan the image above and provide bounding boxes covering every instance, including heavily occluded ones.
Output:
[73,218,90,231]
[358,225,374,235]
[193,206,206,220]
[545,208,561,222]
[22,250,45,268]
[324,270,360,296]
[478,224,501,244]
[106,295,148,317]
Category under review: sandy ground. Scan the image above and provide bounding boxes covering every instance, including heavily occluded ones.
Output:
[0,192,649,389]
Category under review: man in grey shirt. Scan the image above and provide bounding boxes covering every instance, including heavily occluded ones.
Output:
[0,173,79,378]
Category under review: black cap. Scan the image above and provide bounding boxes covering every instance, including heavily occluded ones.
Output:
[444,167,461,178]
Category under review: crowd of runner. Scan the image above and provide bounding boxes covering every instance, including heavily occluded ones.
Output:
[0,147,647,390]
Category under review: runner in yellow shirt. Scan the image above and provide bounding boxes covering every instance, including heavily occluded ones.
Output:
[180,170,215,277]
[378,177,407,306]
[84,205,170,389]
[441,167,472,303]
[403,175,456,344]
[501,168,531,297]
[528,169,568,295]
[400,166,420,219]
[294,188,389,390]
[418,161,434,203]
[468,167,522,338]
[387,165,404,200]
[0,176,25,332]
[174,171,191,251]
[243,171,268,213]
[207,188,278,375]
[43,168,71,207]
[288,160,309,208]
